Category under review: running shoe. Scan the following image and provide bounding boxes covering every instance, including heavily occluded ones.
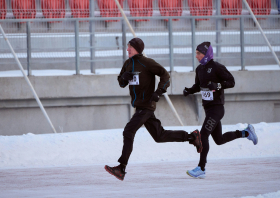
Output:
[105,164,126,181]
[190,130,203,153]
[243,124,258,145]
[187,166,205,179]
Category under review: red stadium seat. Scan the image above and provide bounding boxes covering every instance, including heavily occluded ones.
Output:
[247,0,271,20]
[158,0,183,21]
[41,0,65,22]
[0,0,6,19]
[97,0,124,22]
[221,0,242,20]
[69,0,89,18]
[188,0,212,21]
[128,0,153,22]
[11,0,36,20]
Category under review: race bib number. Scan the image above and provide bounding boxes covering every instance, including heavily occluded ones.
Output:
[201,90,214,101]
[129,74,140,85]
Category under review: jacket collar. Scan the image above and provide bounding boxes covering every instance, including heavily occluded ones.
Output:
[130,53,143,60]
[201,59,214,69]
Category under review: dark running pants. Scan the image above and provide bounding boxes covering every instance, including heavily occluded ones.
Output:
[118,108,190,165]
[198,105,239,169]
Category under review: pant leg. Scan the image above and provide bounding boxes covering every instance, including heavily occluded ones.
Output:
[204,105,240,146]
[211,126,239,146]
[198,105,224,169]
[118,109,154,165]
[144,112,189,143]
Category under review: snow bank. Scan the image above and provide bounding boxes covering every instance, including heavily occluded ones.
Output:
[0,122,279,169]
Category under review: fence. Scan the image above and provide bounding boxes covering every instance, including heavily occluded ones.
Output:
[0,0,280,75]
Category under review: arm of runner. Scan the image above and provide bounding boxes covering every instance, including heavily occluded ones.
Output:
[217,65,235,89]
[147,59,170,92]
[117,62,130,88]
[188,68,201,94]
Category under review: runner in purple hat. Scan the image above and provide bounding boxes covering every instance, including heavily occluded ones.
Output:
[183,41,258,179]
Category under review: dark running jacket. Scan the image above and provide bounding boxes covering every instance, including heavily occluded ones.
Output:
[118,54,170,111]
[188,59,235,107]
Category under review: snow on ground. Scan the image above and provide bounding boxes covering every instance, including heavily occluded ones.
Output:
[241,191,280,198]
[1,122,279,169]
[0,122,280,198]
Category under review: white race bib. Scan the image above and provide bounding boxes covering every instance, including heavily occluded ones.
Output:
[201,90,214,101]
[129,74,140,85]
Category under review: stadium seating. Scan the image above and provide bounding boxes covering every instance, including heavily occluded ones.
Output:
[0,0,6,19]
[158,0,183,21]
[221,0,242,20]
[69,0,89,18]
[247,0,271,19]
[2,0,275,22]
[128,0,153,21]
[97,0,124,22]
[0,0,7,19]
[188,0,212,21]
[41,0,65,21]
[11,0,36,20]
[276,0,280,13]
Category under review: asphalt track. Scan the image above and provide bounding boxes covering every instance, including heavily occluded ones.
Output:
[0,157,279,198]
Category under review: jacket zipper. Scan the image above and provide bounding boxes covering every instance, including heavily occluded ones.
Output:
[131,58,137,107]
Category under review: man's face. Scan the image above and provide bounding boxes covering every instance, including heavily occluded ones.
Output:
[196,50,205,62]
[127,44,138,58]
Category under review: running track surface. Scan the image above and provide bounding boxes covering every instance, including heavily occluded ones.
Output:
[1,157,279,198]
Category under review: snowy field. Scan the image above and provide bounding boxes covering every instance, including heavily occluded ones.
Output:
[0,122,280,198]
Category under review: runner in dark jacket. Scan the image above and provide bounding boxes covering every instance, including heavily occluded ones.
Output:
[187,59,235,107]
[105,38,202,181]
[184,42,258,179]
[117,53,170,111]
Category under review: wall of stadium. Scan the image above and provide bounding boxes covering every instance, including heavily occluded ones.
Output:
[0,70,279,135]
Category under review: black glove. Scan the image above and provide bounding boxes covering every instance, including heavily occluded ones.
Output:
[121,71,134,81]
[183,87,190,96]
[149,88,164,103]
[207,81,221,91]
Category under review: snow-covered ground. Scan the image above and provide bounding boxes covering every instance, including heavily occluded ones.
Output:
[0,122,280,197]
[1,122,280,168]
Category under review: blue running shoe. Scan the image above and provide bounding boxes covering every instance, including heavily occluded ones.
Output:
[187,166,205,179]
[243,124,258,145]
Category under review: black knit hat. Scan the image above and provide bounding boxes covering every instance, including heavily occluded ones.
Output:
[128,38,144,54]
[196,42,211,55]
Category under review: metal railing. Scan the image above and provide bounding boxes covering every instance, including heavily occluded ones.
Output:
[0,14,280,75]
